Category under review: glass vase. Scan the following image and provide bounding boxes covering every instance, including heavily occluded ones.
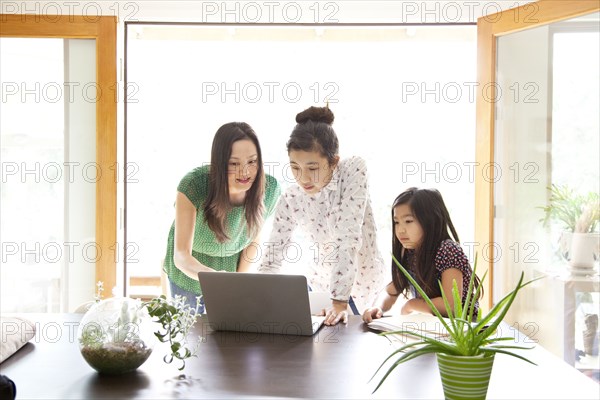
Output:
[78,297,155,374]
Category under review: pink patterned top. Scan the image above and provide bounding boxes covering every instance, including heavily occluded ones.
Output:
[405,240,479,314]
[258,156,385,312]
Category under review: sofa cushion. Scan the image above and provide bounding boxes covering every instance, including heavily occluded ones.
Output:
[0,316,36,363]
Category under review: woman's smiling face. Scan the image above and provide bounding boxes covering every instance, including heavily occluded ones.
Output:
[227,139,258,196]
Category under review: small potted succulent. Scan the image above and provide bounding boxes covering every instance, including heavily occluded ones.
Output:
[78,284,200,374]
[371,255,539,400]
[540,184,600,270]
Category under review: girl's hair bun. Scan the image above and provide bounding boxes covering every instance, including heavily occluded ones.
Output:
[295,106,334,125]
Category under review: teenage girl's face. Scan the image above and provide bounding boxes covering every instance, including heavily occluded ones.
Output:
[227,139,259,195]
[288,150,338,195]
[393,204,424,250]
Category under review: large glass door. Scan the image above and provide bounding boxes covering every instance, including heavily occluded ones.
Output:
[0,15,117,311]
[125,24,478,300]
[1,37,99,312]
[476,0,600,383]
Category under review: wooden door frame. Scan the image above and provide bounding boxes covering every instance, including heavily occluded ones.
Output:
[0,14,118,293]
[475,0,599,308]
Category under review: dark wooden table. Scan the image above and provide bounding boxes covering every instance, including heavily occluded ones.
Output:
[1,314,598,399]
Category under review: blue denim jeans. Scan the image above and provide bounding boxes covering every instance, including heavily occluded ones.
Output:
[348,297,359,316]
[169,280,205,314]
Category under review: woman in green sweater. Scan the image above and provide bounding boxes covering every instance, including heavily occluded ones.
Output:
[163,122,280,310]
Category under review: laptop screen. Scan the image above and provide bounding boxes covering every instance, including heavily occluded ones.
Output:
[197,272,323,336]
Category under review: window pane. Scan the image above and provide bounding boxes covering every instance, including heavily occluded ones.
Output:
[126,25,476,292]
[1,38,64,312]
[1,38,97,312]
[494,14,600,383]
[552,32,600,194]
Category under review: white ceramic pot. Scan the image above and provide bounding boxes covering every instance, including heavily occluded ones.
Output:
[559,231,600,271]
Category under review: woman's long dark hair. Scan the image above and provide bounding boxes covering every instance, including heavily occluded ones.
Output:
[391,187,480,298]
[286,106,339,165]
[203,122,265,243]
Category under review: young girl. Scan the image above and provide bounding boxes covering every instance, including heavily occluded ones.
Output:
[362,187,480,323]
[259,106,385,326]
[163,122,280,311]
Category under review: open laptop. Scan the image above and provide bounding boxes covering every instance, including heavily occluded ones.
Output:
[198,271,326,336]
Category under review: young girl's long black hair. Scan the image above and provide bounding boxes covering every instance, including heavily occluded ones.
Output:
[391,187,481,299]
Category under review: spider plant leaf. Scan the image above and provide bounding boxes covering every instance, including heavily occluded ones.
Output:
[382,330,451,350]
[452,279,463,318]
[451,280,467,348]
[438,281,457,331]
[396,330,461,354]
[485,344,535,351]
[463,253,479,321]
[392,255,452,333]
[473,274,543,349]
[370,340,429,383]
[480,347,537,365]
[482,336,517,344]
[372,344,440,393]
[370,339,428,378]
[467,271,486,324]
[438,281,472,351]
[470,277,524,350]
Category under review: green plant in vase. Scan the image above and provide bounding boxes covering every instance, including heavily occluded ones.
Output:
[540,184,599,233]
[371,254,540,400]
[540,184,600,270]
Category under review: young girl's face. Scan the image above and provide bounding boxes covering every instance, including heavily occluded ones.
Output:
[288,150,337,195]
[393,204,424,250]
[227,139,259,195]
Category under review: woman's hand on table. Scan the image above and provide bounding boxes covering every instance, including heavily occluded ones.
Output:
[323,300,349,326]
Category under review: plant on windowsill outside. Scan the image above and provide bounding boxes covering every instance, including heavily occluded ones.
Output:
[370,254,540,400]
[539,184,600,270]
[78,282,201,374]
[540,184,599,233]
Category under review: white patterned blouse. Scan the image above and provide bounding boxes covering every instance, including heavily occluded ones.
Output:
[258,156,385,312]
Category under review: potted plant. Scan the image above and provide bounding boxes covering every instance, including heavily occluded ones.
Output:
[540,184,600,270]
[78,284,201,374]
[371,255,539,400]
